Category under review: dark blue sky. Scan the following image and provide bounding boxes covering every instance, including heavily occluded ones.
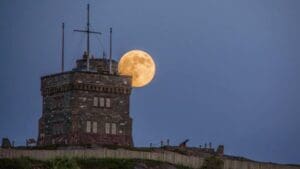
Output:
[0,0,300,164]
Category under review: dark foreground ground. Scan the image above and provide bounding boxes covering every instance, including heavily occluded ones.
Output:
[0,157,193,169]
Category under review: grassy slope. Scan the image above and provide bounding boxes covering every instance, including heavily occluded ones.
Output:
[0,157,193,169]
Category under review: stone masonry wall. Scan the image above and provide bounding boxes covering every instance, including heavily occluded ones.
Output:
[38,58,133,147]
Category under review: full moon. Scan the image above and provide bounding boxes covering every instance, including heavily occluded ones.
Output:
[118,50,156,88]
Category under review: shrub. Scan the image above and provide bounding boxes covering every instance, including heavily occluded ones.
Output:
[76,158,135,169]
[0,157,46,169]
[201,156,224,169]
[50,157,79,169]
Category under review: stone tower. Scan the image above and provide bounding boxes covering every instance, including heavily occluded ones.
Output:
[37,52,133,146]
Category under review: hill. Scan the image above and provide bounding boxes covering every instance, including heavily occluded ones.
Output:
[0,157,192,169]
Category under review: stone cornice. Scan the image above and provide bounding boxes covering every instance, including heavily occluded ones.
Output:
[42,83,131,96]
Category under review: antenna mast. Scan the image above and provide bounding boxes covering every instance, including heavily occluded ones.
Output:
[87,4,90,56]
[109,27,112,74]
[61,22,65,72]
[74,4,101,71]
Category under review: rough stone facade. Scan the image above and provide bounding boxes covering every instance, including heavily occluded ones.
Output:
[37,52,133,147]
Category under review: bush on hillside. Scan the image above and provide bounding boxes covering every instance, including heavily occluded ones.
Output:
[201,156,224,169]
[50,157,79,169]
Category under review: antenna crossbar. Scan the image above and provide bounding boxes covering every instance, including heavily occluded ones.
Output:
[73,4,101,71]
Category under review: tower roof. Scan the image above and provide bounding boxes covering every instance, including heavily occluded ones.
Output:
[73,52,118,74]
